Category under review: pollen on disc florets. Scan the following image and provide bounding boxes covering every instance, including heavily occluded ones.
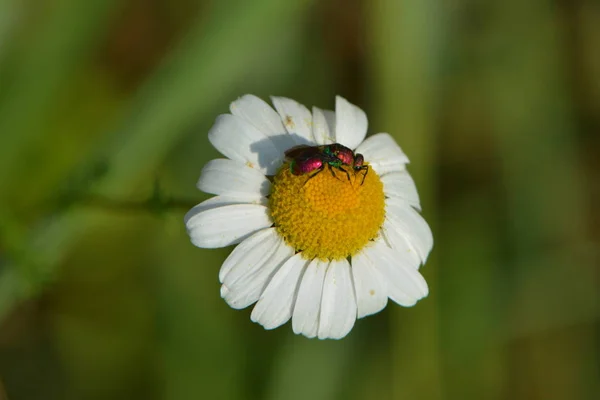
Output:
[269,163,385,260]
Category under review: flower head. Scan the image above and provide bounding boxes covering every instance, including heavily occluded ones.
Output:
[185,95,433,339]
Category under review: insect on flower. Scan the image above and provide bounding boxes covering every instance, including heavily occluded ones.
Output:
[185,95,433,340]
[285,143,368,184]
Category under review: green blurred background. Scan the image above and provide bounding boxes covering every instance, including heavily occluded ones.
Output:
[0,0,598,399]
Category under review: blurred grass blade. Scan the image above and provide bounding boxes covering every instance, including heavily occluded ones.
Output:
[0,0,19,62]
[368,0,443,398]
[0,0,121,194]
[482,1,596,397]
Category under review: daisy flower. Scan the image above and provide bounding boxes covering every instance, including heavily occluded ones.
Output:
[185,95,433,339]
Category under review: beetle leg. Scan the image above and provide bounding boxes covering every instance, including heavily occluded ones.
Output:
[359,166,368,185]
[303,165,325,186]
[352,165,368,186]
[328,164,351,183]
[327,163,337,178]
[338,166,351,182]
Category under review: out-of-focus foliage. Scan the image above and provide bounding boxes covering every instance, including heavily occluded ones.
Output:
[0,0,598,399]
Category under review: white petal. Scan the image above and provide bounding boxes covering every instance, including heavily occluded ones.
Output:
[221,229,294,309]
[351,251,388,318]
[208,114,282,175]
[365,241,428,307]
[318,259,357,340]
[198,159,271,198]
[184,195,267,225]
[219,228,276,282]
[186,204,272,248]
[381,171,421,210]
[335,96,367,150]
[223,245,292,310]
[381,218,421,267]
[271,96,315,145]
[230,95,297,153]
[251,253,308,330]
[323,109,336,135]
[311,107,334,145]
[355,133,410,175]
[292,259,328,338]
[230,95,286,136]
[220,285,230,298]
[385,198,434,263]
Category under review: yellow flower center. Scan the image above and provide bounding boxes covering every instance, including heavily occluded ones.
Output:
[269,163,385,260]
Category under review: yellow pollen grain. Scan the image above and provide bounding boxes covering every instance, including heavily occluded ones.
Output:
[269,163,385,260]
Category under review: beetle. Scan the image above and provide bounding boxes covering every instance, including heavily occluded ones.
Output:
[285,145,347,181]
[284,143,368,184]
